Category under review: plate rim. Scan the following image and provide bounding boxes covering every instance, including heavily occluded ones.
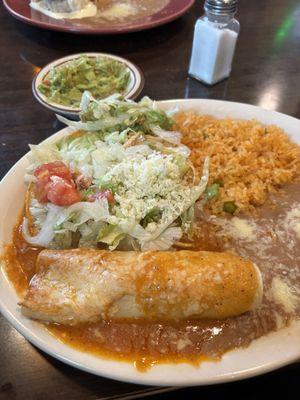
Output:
[2,0,195,35]
[0,300,299,387]
[0,98,299,386]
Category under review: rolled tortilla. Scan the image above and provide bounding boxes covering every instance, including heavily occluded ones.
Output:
[21,249,263,324]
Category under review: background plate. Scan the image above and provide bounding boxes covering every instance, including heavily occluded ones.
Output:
[2,0,195,34]
[0,99,299,386]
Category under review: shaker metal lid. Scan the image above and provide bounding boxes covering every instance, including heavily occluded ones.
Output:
[204,0,238,15]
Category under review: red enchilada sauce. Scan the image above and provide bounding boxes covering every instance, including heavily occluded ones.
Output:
[3,184,300,371]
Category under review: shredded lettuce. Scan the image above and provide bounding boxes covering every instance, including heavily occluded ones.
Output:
[141,226,183,251]
[23,204,62,247]
[25,94,209,251]
[23,199,110,248]
[181,205,195,234]
[57,93,174,134]
[97,224,125,250]
[138,157,209,246]
[150,125,181,144]
[26,143,61,174]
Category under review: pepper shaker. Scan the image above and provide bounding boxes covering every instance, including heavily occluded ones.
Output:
[189,0,240,85]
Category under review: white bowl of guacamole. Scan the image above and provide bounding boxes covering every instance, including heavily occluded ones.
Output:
[33,52,144,118]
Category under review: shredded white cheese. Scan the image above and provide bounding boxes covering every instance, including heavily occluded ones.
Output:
[102,151,194,224]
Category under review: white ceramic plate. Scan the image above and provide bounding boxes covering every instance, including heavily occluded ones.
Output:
[32,53,145,118]
[0,99,299,386]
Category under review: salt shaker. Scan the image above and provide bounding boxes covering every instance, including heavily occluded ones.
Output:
[189,0,240,85]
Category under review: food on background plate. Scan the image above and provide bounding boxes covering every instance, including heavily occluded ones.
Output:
[21,249,262,323]
[29,0,170,23]
[30,0,98,19]
[38,56,131,108]
[2,94,300,369]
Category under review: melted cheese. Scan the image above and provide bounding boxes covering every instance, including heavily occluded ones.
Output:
[30,1,97,19]
[284,205,300,240]
[176,338,192,351]
[101,3,137,20]
[219,217,257,241]
[292,222,300,239]
[21,249,262,324]
[273,311,285,330]
[269,277,299,313]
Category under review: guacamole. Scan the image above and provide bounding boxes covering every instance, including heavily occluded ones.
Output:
[38,56,131,107]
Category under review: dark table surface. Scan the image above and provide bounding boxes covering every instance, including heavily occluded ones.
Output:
[0,0,299,399]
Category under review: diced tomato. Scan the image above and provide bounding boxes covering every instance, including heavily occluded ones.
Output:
[88,189,115,204]
[34,179,49,203]
[46,176,81,206]
[33,162,81,205]
[34,161,72,182]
